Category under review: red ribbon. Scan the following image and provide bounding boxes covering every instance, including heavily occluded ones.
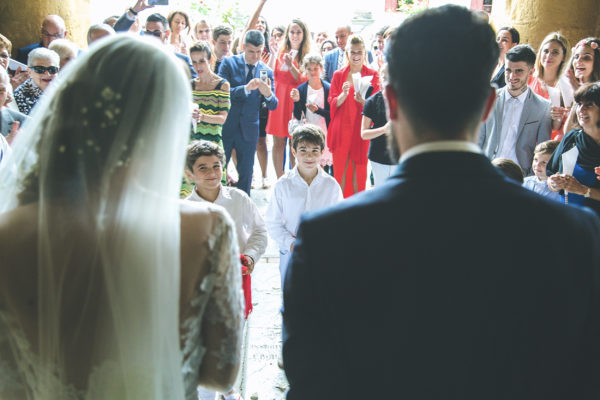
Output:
[240,255,253,319]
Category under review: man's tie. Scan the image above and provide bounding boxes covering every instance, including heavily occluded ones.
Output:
[246,64,255,84]
[337,49,344,70]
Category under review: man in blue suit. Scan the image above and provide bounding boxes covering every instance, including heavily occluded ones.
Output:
[16,15,67,65]
[283,5,600,400]
[218,30,278,195]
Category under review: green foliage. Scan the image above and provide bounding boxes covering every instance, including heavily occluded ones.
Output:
[397,0,426,15]
[190,0,244,29]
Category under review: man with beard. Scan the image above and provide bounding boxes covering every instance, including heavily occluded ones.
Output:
[282,6,600,400]
[478,44,552,176]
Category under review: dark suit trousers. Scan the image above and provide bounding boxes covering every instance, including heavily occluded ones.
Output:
[223,127,257,195]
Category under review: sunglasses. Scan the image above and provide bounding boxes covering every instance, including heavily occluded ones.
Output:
[31,65,59,74]
[144,30,163,38]
[41,29,65,39]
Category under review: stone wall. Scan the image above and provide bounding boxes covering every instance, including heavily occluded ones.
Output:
[0,0,90,52]
[490,0,600,51]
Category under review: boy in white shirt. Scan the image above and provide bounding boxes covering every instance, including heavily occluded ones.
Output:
[522,139,561,201]
[185,140,267,276]
[185,140,266,400]
[266,124,343,286]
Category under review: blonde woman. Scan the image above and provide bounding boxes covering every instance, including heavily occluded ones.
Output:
[528,32,572,139]
[327,35,380,197]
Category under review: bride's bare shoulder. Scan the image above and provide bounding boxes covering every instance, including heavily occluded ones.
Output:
[179,199,232,242]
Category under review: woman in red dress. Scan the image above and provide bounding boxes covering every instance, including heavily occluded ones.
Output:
[328,35,380,197]
[266,19,310,178]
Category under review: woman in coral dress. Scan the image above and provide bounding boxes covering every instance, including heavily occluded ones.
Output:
[266,19,310,178]
[328,35,380,197]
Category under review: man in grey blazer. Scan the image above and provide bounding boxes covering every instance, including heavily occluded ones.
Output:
[478,44,551,176]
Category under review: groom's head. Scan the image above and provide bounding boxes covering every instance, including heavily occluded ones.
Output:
[384,5,498,148]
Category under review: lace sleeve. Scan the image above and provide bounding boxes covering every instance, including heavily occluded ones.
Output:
[203,211,244,369]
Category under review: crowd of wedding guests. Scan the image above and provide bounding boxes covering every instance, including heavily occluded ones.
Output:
[1,1,600,399]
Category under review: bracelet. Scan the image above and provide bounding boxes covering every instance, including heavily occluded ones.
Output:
[584,186,591,198]
[128,7,138,16]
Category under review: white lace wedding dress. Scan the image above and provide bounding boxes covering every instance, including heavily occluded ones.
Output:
[0,202,243,400]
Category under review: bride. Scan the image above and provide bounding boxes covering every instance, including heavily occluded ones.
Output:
[0,35,242,399]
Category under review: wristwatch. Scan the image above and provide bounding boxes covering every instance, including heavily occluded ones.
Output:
[584,187,592,198]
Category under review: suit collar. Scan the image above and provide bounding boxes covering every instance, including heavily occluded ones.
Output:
[400,140,481,163]
[393,150,504,179]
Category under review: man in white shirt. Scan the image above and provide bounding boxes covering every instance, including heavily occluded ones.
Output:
[478,44,552,175]
[282,6,600,399]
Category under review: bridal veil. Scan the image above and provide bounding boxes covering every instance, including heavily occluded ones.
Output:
[0,35,192,399]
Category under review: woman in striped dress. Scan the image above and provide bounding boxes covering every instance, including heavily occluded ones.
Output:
[182,42,231,196]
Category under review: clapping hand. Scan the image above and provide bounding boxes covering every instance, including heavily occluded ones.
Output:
[566,68,580,91]
[342,81,351,96]
[290,88,300,102]
[269,37,279,55]
[283,52,293,67]
[548,173,587,195]
[354,91,365,105]
[10,67,29,90]
[550,106,567,122]
[595,166,600,181]
[261,51,270,65]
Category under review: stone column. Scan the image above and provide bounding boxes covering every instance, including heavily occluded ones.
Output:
[0,0,91,53]
[490,0,600,50]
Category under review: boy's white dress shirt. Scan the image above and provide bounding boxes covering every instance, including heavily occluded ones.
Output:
[266,166,343,254]
[186,186,267,263]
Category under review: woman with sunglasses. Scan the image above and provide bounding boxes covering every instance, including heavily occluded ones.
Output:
[13,47,59,115]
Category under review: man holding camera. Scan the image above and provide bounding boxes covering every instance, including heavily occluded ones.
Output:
[113,0,195,78]
[218,30,277,195]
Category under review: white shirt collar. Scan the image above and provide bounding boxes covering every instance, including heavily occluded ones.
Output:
[399,140,482,163]
[188,186,224,202]
[289,165,326,185]
[505,87,529,104]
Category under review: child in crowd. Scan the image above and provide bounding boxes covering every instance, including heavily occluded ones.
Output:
[185,140,267,400]
[492,158,524,183]
[522,140,561,201]
[266,124,343,286]
[185,140,267,272]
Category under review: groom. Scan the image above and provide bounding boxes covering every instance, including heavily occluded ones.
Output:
[282,5,600,400]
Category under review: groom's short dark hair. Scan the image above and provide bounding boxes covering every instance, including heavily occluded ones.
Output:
[386,5,498,138]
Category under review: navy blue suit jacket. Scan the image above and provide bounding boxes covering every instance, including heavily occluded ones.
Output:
[323,47,374,83]
[292,80,330,127]
[16,42,42,65]
[218,54,278,143]
[283,150,600,399]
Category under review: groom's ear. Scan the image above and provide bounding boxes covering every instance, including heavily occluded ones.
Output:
[384,84,400,122]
